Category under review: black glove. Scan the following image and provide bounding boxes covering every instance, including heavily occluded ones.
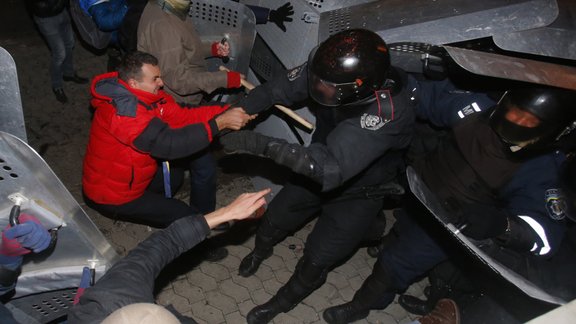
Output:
[219,130,280,156]
[268,2,294,32]
[458,204,508,240]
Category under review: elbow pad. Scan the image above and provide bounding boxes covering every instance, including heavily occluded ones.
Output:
[264,142,324,184]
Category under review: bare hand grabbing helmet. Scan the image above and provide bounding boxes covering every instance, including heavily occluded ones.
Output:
[489,87,576,151]
[308,29,391,106]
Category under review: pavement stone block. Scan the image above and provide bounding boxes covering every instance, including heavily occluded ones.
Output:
[386,301,415,322]
[186,271,218,292]
[302,284,334,312]
[273,268,293,284]
[262,277,284,295]
[326,271,349,290]
[332,285,356,302]
[273,312,301,324]
[333,262,360,279]
[156,290,192,315]
[218,253,241,270]
[238,299,258,316]
[348,274,367,291]
[200,262,232,281]
[291,303,320,323]
[191,300,225,323]
[224,310,245,324]
[249,288,273,305]
[253,263,275,281]
[366,310,399,323]
[219,278,251,303]
[231,272,264,291]
[263,254,288,271]
[174,280,206,304]
[274,243,300,261]
[227,244,252,258]
[205,290,238,315]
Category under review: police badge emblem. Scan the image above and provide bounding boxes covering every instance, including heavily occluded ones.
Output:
[287,64,304,81]
[545,188,566,220]
[360,113,387,130]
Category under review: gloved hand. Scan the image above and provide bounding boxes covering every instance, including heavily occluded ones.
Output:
[211,39,230,58]
[219,130,280,156]
[458,204,508,240]
[268,2,294,32]
[0,214,51,256]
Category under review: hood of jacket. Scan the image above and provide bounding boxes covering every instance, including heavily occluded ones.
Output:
[90,72,169,117]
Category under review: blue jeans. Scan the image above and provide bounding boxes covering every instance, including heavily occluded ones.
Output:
[33,10,75,89]
[187,150,217,214]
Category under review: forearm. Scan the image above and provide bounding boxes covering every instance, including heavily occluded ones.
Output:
[162,66,228,96]
[71,216,210,321]
[0,258,22,297]
[236,66,308,114]
[133,118,217,160]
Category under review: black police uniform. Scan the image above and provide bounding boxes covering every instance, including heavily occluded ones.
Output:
[232,63,415,321]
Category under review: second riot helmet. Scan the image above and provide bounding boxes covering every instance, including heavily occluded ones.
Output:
[308,29,391,106]
[489,87,576,150]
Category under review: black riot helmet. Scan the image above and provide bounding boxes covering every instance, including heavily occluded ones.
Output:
[489,87,576,150]
[308,29,391,107]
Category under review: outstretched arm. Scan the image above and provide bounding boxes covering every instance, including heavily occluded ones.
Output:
[69,189,270,323]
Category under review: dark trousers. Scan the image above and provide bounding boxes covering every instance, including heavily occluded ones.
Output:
[85,151,216,228]
[267,180,385,268]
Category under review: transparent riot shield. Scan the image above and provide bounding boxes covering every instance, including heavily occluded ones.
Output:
[0,47,26,143]
[0,130,119,322]
[406,166,567,320]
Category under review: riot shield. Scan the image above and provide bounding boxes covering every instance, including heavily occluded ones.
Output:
[406,166,565,306]
[189,0,256,79]
[0,131,119,322]
[0,47,26,143]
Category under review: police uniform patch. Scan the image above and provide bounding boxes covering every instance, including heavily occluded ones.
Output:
[287,64,304,81]
[360,113,387,131]
[545,188,566,220]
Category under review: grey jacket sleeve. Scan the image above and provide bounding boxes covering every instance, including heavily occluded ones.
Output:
[67,216,210,324]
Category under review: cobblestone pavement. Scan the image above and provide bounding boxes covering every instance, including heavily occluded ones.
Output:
[1,1,426,322]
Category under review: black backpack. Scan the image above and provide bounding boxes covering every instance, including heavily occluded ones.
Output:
[69,0,112,50]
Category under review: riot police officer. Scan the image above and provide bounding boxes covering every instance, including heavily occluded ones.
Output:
[322,86,576,323]
[220,29,415,323]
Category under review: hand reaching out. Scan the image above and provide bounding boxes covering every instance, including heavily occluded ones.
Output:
[215,107,257,130]
[268,2,294,32]
[205,188,271,228]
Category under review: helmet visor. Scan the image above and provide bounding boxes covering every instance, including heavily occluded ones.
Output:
[308,72,362,107]
[491,105,543,146]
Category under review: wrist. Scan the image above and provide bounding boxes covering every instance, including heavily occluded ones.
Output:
[226,71,241,88]
[0,255,23,271]
[204,207,231,229]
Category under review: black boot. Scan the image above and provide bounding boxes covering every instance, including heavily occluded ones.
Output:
[239,217,287,277]
[399,294,433,315]
[247,257,327,324]
[323,263,396,324]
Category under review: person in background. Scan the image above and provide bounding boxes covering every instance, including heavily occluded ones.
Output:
[26,0,89,104]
